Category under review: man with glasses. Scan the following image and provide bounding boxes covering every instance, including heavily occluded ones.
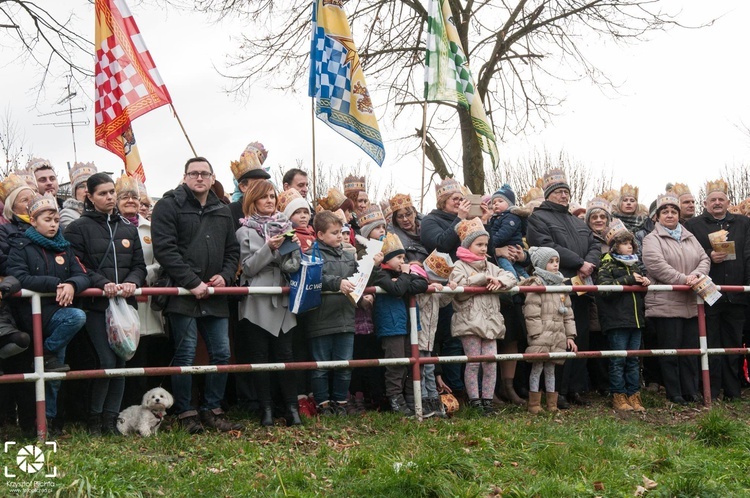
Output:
[527,169,601,409]
[151,157,241,434]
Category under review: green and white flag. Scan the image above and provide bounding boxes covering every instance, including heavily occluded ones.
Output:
[424,0,498,167]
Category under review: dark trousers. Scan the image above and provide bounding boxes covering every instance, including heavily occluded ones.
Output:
[435,304,464,391]
[87,310,125,417]
[381,335,412,398]
[350,333,385,403]
[641,317,662,387]
[556,294,591,395]
[653,317,699,399]
[233,317,259,411]
[243,320,297,407]
[705,302,745,399]
[122,334,173,408]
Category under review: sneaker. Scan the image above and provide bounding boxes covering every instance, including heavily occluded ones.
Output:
[420,398,436,418]
[430,397,449,419]
[200,408,243,432]
[43,353,70,373]
[481,399,497,414]
[178,413,204,434]
[298,396,317,418]
[331,401,348,416]
[388,395,414,417]
[317,401,335,416]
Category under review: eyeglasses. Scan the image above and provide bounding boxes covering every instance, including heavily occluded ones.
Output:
[140,203,151,209]
[395,211,413,220]
[185,171,213,179]
[117,193,139,201]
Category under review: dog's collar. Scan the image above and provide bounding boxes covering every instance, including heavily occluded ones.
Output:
[152,410,164,420]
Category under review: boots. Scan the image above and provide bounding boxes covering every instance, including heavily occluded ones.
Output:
[87,413,102,436]
[285,404,302,426]
[102,413,119,435]
[613,393,634,412]
[468,398,483,410]
[388,395,414,417]
[259,405,274,427]
[481,399,496,414]
[627,392,646,413]
[502,379,525,406]
[545,392,559,412]
[430,397,448,419]
[527,391,544,415]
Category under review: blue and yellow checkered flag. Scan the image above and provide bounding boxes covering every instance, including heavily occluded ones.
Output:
[308,0,385,166]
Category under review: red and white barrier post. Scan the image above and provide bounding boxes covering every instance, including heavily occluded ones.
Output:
[409,296,423,420]
[31,293,48,440]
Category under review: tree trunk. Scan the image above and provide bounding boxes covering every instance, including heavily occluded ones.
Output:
[458,106,485,194]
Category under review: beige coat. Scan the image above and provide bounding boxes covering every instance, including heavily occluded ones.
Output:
[136,215,164,337]
[522,276,577,364]
[642,223,710,319]
[416,291,453,351]
[450,259,517,340]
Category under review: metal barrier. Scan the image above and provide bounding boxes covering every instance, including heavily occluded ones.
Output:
[4,284,748,441]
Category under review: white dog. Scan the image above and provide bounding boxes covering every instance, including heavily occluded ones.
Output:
[116,387,174,436]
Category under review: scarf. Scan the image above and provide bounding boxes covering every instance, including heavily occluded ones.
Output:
[240,212,293,240]
[533,267,565,285]
[456,246,486,263]
[230,179,243,203]
[615,213,646,233]
[612,253,639,266]
[661,223,682,242]
[123,214,139,227]
[25,227,70,252]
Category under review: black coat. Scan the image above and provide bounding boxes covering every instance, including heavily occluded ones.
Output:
[151,184,240,318]
[65,210,146,311]
[7,235,90,330]
[420,209,461,260]
[0,216,31,275]
[595,253,646,332]
[392,214,429,263]
[526,201,601,278]
[684,210,750,305]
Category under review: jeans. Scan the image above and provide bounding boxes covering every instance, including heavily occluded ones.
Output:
[45,308,85,353]
[309,333,354,404]
[607,328,642,396]
[496,256,529,279]
[169,314,231,415]
[87,311,125,417]
[420,351,438,399]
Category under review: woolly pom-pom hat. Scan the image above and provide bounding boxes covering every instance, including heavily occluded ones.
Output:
[529,246,559,271]
[491,184,516,206]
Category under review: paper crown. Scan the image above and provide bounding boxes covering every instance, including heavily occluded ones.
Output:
[70,162,97,191]
[15,168,38,190]
[115,175,139,195]
[332,209,348,226]
[586,197,612,214]
[604,219,629,245]
[277,188,302,214]
[619,183,639,201]
[542,168,569,196]
[318,187,347,211]
[728,204,742,215]
[740,198,750,216]
[230,142,269,180]
[389,193,413,214]
[568,202,585,216]
[0,173,31,203]
[667,183,690,198]
[381,232,405,258]
[379,200,393,221]
[28,194,58,218]
[600,189,620,203]
[656,192,680,210]
[435,178,462,200]
[343,175,366,196]
[27,157,52,172]
[137,179,149,199]
[423,250,454,282]
[705,179,728,195]
[455,217,487,243]
[522,186,544,205]
[358,204,385,227]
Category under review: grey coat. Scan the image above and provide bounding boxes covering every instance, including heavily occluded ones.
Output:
[237,224,296,336]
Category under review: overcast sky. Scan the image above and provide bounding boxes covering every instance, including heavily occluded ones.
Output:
[2,0,749,208]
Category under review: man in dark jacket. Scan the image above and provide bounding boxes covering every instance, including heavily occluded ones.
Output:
[526,168,601,408]
[151,157,241,434]
[685,181,750,401]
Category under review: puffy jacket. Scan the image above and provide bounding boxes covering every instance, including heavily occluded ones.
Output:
[450,259,516,340]
[7,235,90,331]
[392,215,429,263]
[59,198,83,230]
[151,184,240,318]
[489,210,525,249]
[420,209,461,259]
[0,216,30,274]
[372,267,428,338]
[642,223,710,318]
[302,240,358,339]
[521,275,577,364]
[684,211,750,305]
[526,201,601,278]
[595,253,646,332]
[416,291,453,351]
[65,210,146,312]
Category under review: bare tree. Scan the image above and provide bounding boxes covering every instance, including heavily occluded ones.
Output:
[0,106,31,177]
[182,0,691,194]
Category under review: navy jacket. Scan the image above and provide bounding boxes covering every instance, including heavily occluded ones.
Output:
[372,267,428,338]
[420,209,461,260]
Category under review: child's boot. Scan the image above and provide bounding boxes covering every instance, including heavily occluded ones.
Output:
[613,393,634,412]
[627,392,646,413]
[527,391,544,414]
[481,399,496,415]
[431,397,448,419]
[468,398,483,410]
[545,392,559,412]
[388,395,414,417]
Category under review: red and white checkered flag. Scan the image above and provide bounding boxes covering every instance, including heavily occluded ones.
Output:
[94,0,172,182]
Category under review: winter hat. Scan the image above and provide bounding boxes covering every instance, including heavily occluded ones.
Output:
[278,188,309,219]
[542,169,570,199]
[423,250,454,283]
[648,199,658,218]
[358,204,386,239]
[381,232,405,262]
[230,141,270,181]
[455,217,489,248]
[609,228,637,252]
[529,246,559,270]
[491,184,516,206]
[70,161,97,192]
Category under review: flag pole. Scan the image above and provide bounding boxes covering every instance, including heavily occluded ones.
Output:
[311,97,317,200]
[169,104,198,157]
[420,101,428,212]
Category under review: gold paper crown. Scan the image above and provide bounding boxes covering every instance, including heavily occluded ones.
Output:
[705,179,728,195]
[230,142,268,180]
[600,189,619,203]
[389,193,413,214]
[115,175,139,195]
[669,183,691,197]
[343,175,366,196]
[379,200,393,221]
[70,162,97,190]
[455,217,486,243]
[137,179,149,199]
[586,197,612,214]
[435,178,462,200]
[656,192,680,210]
[0,173,31,203]
[332,209,348,226]
[568,202,585,215]
[522,186,544,205]
[27,157,52,172]
[604,219,629,245]
[542,168,568,192]
[740,198,750,216]
[381,232,405,257]
[277,188,302,214]
[29,194,58,218]
[423,250,454,281]
[728,204,742,215]
[318,187,347,211]
[619,183,639,201]
[358,204,385,227]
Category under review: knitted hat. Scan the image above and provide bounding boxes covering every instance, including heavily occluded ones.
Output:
[542,169,570,199]
[70,161,97,192]
[343,175,366,197]
[423,250,454,283]
[278,188,309,219]
[358,204,386,239]
[115,175,139,195]
[604,218,629,246]
[529,246,559,270]
[381,232,405,262]
[455,217,489,248]
[648,199,658,218]
[435,178,462,201]
[28,194,58,218]
[491,184,516,206]
[230,142,270,181]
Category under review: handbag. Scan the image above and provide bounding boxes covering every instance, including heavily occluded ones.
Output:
[149,267,172,312]
[106,297,140,360]
[287,242,324,314]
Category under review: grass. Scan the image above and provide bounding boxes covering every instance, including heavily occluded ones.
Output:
[2,392,750,497]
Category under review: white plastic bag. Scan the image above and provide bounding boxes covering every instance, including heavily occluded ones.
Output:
[106,297,140,360]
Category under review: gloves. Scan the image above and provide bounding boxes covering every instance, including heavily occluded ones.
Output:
[0,276,21,299]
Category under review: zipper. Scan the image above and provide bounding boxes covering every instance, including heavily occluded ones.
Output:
[627,265,640,328]
[108,216,119,284]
